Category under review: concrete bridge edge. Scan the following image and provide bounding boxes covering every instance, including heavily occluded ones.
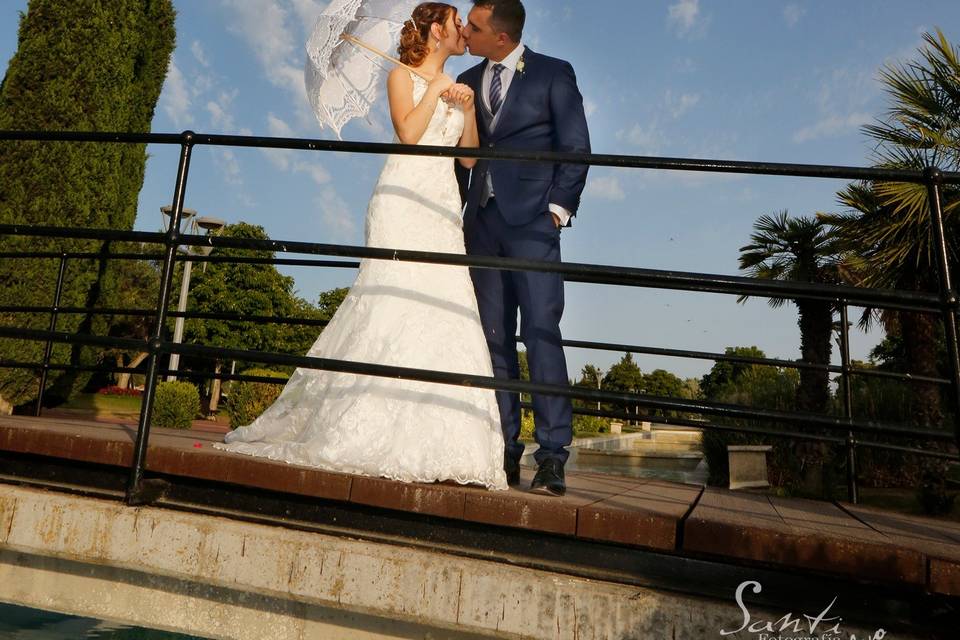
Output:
[0,484,893,639]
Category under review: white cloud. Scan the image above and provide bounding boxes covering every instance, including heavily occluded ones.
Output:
[586,175,626,201]
[665,91,700,119]
[264,113,296,171]
[160,58,192,128]
[783,4,805,28]
[792,66,878,143]
[583,98,598,118]
[290,0,329,38]
[191,41,210,68]
[222,0,303,97]
[216,149,243,186]
[672,57,697,74]
[206,90,238,131]
[617,122,666,156]
[263,113,331,185]
[792,112,872,143]
[221,0,323,134]
[668,0,706,38]
[316,187,358,241]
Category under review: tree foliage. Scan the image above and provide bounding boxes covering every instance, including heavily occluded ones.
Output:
[817,29,960,512]
[699,347,810,490]
[738,211,842,415]
[0,0,176,410]
[181,223,322,370]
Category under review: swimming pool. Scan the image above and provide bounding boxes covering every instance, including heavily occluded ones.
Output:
[0,603,205,639]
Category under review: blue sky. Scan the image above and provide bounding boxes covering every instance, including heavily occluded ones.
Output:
[2,0,959,381]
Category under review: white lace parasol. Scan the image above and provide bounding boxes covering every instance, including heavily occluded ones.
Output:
[305,0,420,139]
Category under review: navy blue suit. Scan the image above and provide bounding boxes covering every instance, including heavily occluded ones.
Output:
[456,48,590,465]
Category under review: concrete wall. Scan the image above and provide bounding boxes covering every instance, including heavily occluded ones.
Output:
[0,484,897,639]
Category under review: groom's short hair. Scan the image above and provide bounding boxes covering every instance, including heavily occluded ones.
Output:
[473,0,525,42]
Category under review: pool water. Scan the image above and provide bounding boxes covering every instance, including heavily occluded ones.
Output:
[0,603,204,639]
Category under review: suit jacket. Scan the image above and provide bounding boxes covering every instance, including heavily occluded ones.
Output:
[456,48,591,227]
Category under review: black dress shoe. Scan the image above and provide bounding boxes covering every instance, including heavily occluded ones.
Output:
[504,456,521,487]
[530,458,565,496]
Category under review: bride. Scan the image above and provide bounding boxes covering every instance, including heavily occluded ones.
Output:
[217,3,508,490]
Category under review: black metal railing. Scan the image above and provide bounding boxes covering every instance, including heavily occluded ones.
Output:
[1,129,959,507]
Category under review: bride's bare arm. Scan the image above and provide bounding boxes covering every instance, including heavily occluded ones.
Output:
[388,67,452,145]
[448,84,478,169]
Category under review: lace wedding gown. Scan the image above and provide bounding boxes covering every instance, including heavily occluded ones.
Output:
[218,73,507,490]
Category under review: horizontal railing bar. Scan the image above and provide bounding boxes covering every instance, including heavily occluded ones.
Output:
[0,306,330,327]
[0,252,165,261]
[0,225,165,245]
[561,338,839,373]
[0,223,945,311]
[172,239,960,312]
[847,367,952,386]
[0,361,145,375]
[1,304,945,386]
[9,358,952,460]
[852,440,960,461]
[560,338,952,386]
[2,130,959,184]
[6,363,955,459]
[0,252,360,271]
[550,403,850,445]
[0,130,181,145]
[2,325,952,443]
[555,405,957,460]
[182,255,361,269]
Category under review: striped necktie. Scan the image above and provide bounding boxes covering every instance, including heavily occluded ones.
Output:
[489,63,505,115]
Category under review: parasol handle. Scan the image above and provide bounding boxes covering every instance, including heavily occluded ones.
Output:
[341,34,433,81]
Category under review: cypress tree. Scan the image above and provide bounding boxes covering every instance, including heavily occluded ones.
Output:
[0,0,176,412]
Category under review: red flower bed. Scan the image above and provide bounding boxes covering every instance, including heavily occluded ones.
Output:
[98,386,143,397]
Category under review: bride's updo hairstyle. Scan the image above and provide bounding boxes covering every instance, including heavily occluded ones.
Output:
[398,3,456,66]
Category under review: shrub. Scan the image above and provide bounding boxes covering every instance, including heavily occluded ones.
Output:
[573,414,608,437]
[152,381,199,429]
[228,369,289,429]
[520,411,535,440]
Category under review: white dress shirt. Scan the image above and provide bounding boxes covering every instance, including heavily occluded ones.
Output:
[481,44,572,227]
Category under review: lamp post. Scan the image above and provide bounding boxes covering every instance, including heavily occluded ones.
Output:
[161,206,225,382]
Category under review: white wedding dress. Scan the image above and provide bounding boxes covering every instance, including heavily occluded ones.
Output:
[217,73,507,490]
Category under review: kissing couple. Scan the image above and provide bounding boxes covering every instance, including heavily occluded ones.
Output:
[218,0,591,497]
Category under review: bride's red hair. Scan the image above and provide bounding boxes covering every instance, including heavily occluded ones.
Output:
[398,3,456,67]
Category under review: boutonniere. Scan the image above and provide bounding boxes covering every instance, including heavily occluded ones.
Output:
[516,54,526,76]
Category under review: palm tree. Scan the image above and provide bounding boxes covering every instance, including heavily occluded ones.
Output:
[738,212,843,497]
[738,211,843,416]
[820,29,960,429]
[819,29,960,512]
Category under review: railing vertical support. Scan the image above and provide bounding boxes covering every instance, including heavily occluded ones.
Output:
[125,132,195,505]
[34,252,68,417]
[924,166,960,454]
[838,301,858,503]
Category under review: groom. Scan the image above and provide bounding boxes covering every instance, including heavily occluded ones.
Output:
[457,0,590,496]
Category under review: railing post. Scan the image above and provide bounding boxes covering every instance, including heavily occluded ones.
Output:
[924,166,960,454]
[838,301,858,503]
[34,252,68,417]
[125,131,194,505]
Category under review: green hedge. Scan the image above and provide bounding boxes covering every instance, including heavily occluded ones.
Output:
[573,414,609,436]
[0,0,176,409]
[153,381,200,429]
[228,369,289,429]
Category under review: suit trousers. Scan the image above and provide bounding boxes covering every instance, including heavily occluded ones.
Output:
[464,198,573,465]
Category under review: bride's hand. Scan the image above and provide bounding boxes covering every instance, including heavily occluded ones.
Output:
[427,73,454,99]
[444,83,475,109]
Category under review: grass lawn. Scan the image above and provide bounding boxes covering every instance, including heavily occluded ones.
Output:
[56,393,142,418]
